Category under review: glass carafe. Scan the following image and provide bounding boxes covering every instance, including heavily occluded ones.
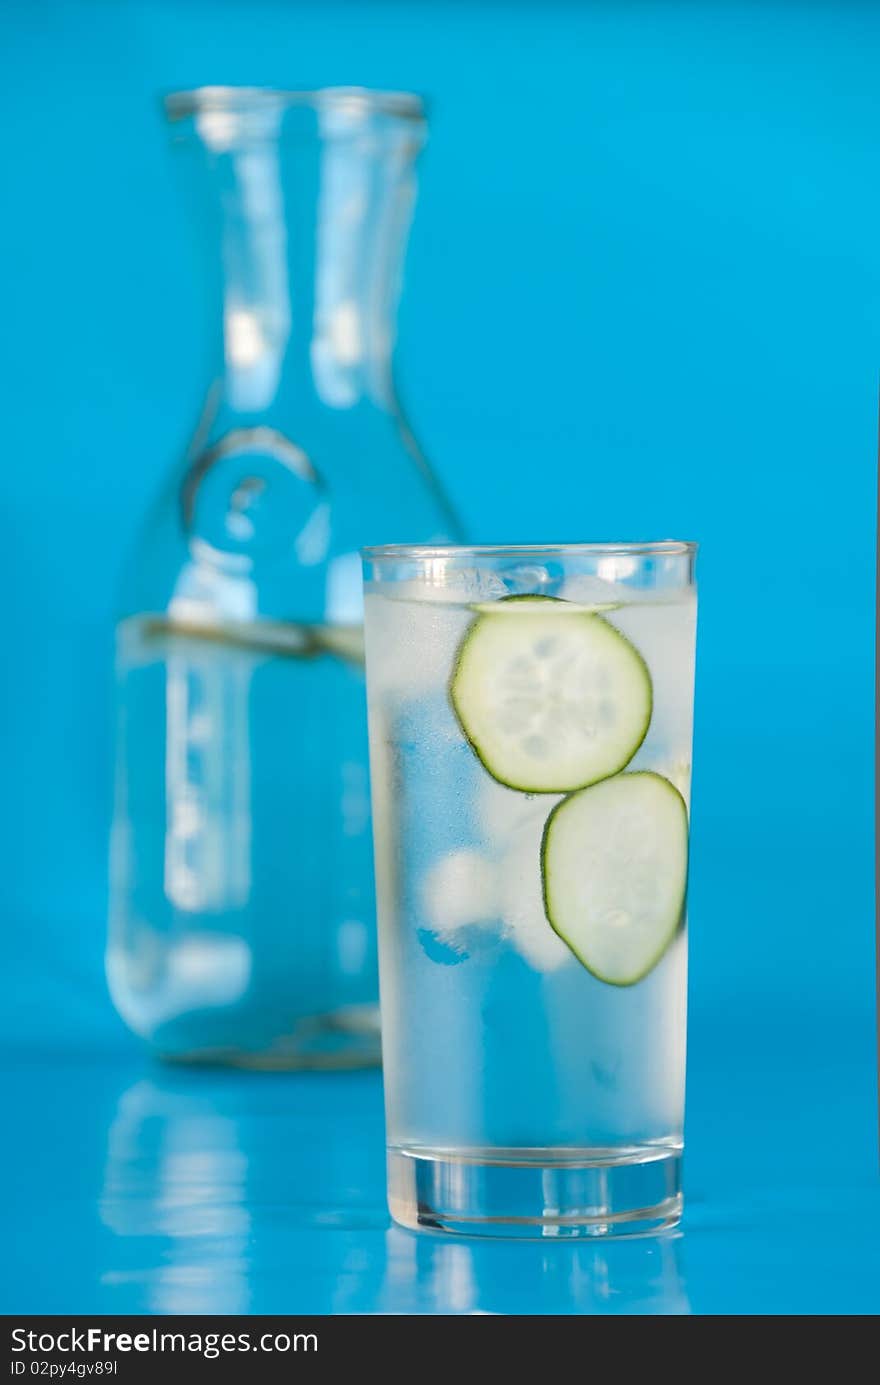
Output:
[107,87,459,1067]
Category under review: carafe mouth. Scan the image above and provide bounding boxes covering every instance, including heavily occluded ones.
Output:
[165,85,425,124]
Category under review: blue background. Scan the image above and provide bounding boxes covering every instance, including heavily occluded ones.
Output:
[1,0,877,1314]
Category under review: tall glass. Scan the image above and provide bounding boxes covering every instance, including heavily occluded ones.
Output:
[363,542,697,1236]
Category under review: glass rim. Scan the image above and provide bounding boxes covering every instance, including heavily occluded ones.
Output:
[164,85,426,124]
[362,540,698,562]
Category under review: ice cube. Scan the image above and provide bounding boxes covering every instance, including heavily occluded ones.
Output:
[498,808,572,973]
[373,570,508,605]
[420,849,500,937]
[447,568,510,603]
[504,565,555,596]
[558,572,626,609]
[474,779,570,971]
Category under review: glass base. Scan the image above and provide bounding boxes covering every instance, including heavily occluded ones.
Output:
[387,1145,682,1238]
[156,1005,382,1071]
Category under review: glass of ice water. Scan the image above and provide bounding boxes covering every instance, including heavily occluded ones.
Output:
[362,542,698,1237]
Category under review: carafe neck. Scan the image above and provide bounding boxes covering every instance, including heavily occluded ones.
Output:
[167,88,427,422]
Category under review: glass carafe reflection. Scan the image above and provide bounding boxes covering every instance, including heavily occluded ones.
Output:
[108,88,459,1066]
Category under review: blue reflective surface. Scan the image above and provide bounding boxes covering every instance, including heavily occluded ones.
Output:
[4,1019,877,1315]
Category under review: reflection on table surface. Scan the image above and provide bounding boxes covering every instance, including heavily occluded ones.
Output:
[2,1035,878,1315]
[95,1066,687,1315]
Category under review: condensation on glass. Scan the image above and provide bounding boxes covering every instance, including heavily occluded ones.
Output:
[363,542,696,1234]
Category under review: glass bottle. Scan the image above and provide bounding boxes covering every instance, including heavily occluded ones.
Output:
[107,87,459,1067]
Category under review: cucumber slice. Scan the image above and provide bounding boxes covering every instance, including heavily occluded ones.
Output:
[449,597,651,792]
[541,771,688,985]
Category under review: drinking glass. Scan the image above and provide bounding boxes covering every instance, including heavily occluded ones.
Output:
[362,542,697,1236]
